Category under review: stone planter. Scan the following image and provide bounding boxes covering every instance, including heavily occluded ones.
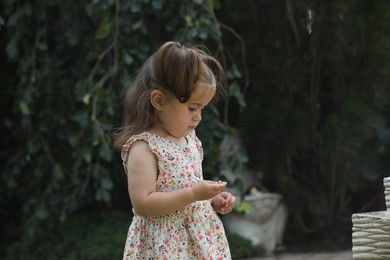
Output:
[223,191,288,255]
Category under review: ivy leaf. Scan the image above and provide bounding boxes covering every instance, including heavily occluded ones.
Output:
[85,3,93,16]
[69,134,79,147]
[35,205,49,220]
[82,93,90,105]
[99,145,113,162]
[82,149,92,163]
[199,27,208,40]
[212,0,221,9]
[193,0,204,5]
[229,81,246,108]
[7,12,19,26]
[96,188,111,202]
[226,65,242,79]
[54,164,64,180]
[95,16,111,39]
[130,2,140,13]
[123,51,134,65]
[37,42,48,51]
[19,100,30,115]
[152,0,163,10]
[184,16,193,26]
[101,177,113,190]
[132,20,143,30]
[236,202,251,214]
[23,3,33,16]
[187,27,198,39]
[6,37,18,59]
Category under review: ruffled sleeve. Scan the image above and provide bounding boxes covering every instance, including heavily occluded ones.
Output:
[121,132,156,176]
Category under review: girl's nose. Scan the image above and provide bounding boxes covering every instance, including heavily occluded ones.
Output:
[194,112,202,122]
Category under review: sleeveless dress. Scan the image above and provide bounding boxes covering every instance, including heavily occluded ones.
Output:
[121,131,231,260]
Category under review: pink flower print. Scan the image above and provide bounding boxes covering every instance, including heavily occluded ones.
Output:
[197,230,204,240]
[122,132,231,259]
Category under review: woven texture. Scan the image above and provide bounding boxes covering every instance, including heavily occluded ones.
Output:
[384,177,390,210]
[352,177,390,259]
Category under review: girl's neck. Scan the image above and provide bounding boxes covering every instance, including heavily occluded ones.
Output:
[148,127,187,146]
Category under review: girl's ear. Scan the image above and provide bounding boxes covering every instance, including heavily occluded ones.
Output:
[150,90,165,111]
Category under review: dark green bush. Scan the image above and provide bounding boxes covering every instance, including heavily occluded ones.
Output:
[227,233,265,259]
[6,210,131,260]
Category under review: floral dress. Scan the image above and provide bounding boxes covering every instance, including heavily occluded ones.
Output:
[121,131,231,260]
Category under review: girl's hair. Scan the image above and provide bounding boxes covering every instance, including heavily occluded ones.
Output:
[113,41,224,151]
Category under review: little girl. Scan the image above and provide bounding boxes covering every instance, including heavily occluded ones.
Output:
[114,41,236,259]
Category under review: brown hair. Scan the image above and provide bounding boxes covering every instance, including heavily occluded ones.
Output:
[113,41,224,151]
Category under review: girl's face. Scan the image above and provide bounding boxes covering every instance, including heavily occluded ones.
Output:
[156,83,216,141]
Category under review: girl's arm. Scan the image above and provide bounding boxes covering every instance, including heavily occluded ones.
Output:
[126,141,226,217]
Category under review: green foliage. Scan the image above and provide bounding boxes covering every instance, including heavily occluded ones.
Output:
[0,0,245,255]
[6,210,130,259]
[236,201,251,214]
[3,0,389,255]
[5,210,263,260]
[218,0,390,238]
[227,233,265,259]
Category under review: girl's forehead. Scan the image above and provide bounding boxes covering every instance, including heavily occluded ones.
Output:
[187,83,216,104]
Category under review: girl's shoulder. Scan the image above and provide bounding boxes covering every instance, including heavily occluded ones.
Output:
[121,132,158,161]
[122,132,150,152]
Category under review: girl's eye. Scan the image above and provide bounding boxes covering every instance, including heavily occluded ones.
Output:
[189,107,197,112]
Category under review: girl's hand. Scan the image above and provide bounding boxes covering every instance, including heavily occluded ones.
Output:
[191,180,226,201]
[211,191,236,215]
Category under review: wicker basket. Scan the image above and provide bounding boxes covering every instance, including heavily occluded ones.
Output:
[352,177,390,259]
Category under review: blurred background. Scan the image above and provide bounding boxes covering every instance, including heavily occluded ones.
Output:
[1,0,389,259]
